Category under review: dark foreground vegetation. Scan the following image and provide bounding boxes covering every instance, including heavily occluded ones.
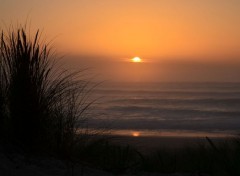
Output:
[0,25,91,157]
[75,137,240,176]
[1,25,240,176]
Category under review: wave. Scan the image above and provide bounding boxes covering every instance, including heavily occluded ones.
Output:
[105,105,240,119]
[107,97,240,106]
[88,117,240,131]
[94,89,240,96]
[90,82,240,134]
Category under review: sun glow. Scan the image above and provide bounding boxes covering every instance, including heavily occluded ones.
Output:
[131,57,142,63]
[132,132,140,137]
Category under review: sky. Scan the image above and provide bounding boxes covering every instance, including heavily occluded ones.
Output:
[1,0,240,82]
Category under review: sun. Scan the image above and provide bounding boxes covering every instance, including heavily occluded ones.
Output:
[131,57,142,63]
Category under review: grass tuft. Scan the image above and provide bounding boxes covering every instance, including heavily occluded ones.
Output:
[0,25,92,157]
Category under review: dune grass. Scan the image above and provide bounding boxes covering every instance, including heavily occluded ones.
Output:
[76,139,141,174]
[73,136,240,175]
[0,25,92,157]
[0,46,7,136]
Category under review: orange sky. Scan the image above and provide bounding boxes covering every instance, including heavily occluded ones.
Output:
[1,0,240,82]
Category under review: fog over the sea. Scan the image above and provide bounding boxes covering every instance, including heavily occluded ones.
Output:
[65,55,240,83]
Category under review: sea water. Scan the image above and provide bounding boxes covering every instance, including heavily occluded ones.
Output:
[89,82,240,137]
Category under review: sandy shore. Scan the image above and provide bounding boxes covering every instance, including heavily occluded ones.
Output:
[0,134,223,176]
[0,136,219,176]
[0,149,209,176]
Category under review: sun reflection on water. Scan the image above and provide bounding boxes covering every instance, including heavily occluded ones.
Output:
[132,132,140,137]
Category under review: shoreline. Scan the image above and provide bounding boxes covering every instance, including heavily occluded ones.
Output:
[93,134,233,154]
[83,128,238,153]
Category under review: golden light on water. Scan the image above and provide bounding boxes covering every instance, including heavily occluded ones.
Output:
[131,57,142,63]
[132,132,140,137]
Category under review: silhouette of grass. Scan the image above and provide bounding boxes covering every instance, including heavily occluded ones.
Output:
[72,136,240,175]
[0,25,93,156]
[0,42,8,137]
[76,139,141,174]
[205,137,240,176]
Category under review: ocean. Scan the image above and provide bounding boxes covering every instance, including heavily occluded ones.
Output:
[88,82,240,138]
